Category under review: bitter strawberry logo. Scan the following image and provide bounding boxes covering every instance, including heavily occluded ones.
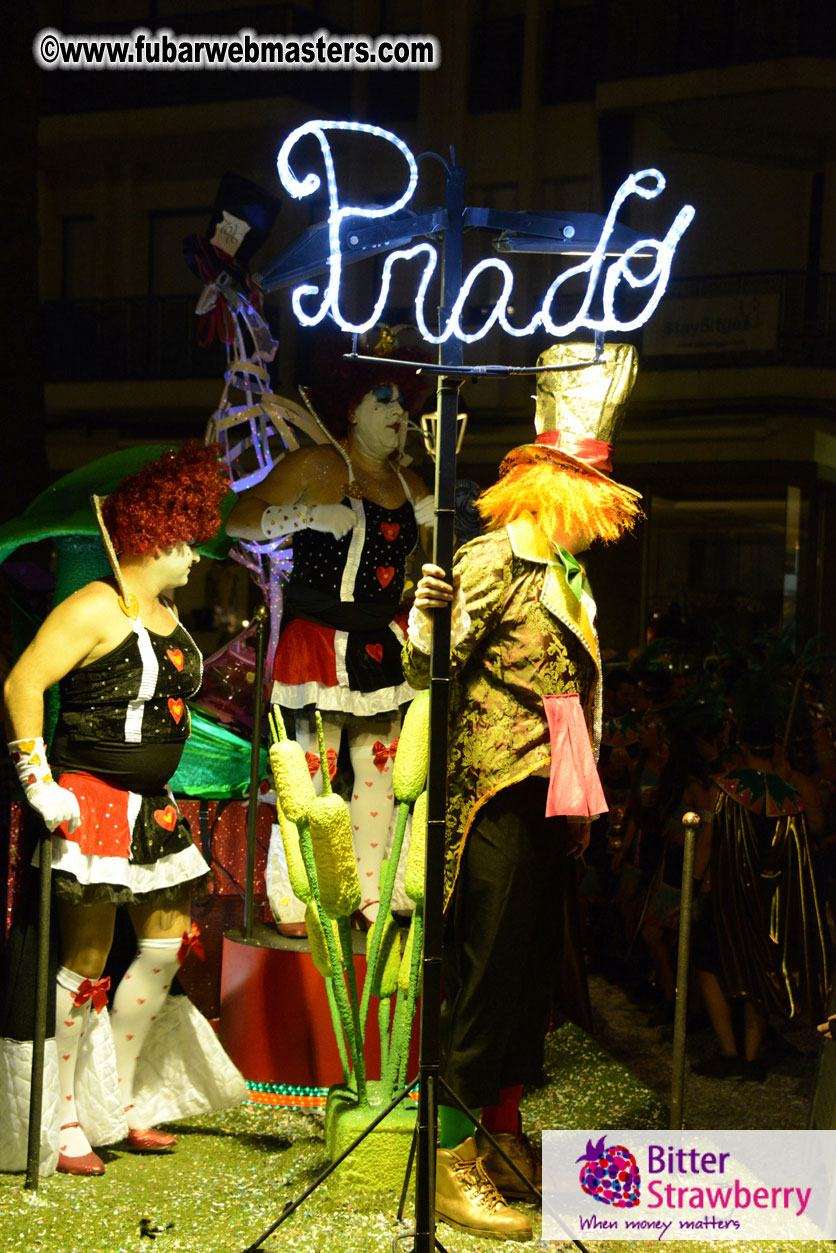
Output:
[577,1136,641,1207]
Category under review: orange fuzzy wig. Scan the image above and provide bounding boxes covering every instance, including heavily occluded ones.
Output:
[477,460,643,546]
[102,443,228,555]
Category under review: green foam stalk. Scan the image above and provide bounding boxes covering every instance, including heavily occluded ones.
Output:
[297,815,362,1096]
[314,710,332,796]
[268,706,284,744]
[326,976,350,1085]
[337,915,366,1104]
[394,905,424,1097]
[378,997,391,1077]
[359,799,410,1037]
[383,986,407,1103]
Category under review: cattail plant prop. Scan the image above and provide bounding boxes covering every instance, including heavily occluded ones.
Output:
[310,712,366,1097]
[266,694,428,1156]
[383,789,427,1100]
[359,689,429,1038]
[268,708,365,1101]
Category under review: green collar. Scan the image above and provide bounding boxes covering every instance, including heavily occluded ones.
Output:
[552,544,592,604]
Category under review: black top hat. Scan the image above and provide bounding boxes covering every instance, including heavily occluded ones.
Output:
[183,172,281,285]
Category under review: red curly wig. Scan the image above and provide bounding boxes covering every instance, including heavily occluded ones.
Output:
[102,443,228,555]
[301,336,432,436]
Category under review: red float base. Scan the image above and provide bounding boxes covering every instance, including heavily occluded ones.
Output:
[219,924,419,1094]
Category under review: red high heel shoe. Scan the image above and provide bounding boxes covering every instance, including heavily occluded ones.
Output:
[57,1123,105,1175]
[123,1106,176,1152]
[124,1127,176,1152]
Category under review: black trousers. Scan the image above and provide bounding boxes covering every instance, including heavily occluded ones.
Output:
[440,775,588,1110]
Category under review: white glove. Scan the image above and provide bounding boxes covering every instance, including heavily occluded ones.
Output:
[308,504,357,539]
[26,780,81,834]
[412,495,436,528]
[8,737,81,834]
[261,502,357,541]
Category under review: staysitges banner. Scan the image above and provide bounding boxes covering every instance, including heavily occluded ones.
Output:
[275,120,695,344]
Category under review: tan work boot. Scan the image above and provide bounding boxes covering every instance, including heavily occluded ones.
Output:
[436,1136,532,1241]
[475,1129,542,1201]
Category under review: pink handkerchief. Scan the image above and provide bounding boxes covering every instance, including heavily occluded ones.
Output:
[542,693,608,818]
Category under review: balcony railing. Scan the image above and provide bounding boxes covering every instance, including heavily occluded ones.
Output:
[42,274,835,385]
[43,295,227,383]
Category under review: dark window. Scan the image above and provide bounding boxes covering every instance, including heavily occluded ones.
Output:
[469,16,525,112]
[62,216,97,300]
[541,2,598,104]
[149,209,212,297]
[367,69,421,123]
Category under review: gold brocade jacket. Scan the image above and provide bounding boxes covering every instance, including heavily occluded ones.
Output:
[402,518,600,909]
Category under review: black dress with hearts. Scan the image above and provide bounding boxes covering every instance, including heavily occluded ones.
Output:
[47,613,211,906]
[272,494,419,718]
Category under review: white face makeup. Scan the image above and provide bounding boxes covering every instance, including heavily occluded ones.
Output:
[153,542,199,588]
[349,384,407,461]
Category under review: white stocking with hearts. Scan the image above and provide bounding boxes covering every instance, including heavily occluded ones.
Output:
[294,710,400,924]
[111,937,180,1129]
[55,967,94,1158]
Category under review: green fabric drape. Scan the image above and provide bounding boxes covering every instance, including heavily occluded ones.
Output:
[170,707,267,799]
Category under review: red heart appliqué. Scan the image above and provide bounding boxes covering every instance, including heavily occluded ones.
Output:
[154,805,178,831]
[376,566,395,588]
[365,643,384,664]
[380,521,400,542]
[166,648,184,672]
[168,697,184,724]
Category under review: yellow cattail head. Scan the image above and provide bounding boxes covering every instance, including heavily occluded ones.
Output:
[404,790,427,904]
[275,798,311,904]
[366,916,402,999]
[398,915,422,994]
[392,689,430,803]
[308,792,361,919]
[269,739,317,823]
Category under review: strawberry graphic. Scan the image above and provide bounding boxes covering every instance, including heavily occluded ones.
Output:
[577,1136,641,1207]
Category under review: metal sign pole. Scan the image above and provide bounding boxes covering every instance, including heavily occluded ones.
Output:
[669,812,700,1130]
[412,158,464,1253]
[25,833,53,1191]
[244,603,269,941]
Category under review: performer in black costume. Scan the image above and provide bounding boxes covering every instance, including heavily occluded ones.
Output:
[693,712,828,1080]
[2,444,245,1176]
[227,334,432,923]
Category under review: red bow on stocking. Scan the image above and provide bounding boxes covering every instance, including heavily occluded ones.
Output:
[177,922,206,966]
[372,740,399,774]
[72,976,111,1015]
[305,749,338,782]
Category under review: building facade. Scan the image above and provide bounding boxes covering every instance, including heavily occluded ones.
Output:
[30,0,836,659]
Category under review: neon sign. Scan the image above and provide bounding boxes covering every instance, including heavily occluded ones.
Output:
[276,120,695,343]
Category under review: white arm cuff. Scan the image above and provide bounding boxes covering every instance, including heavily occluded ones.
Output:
[406,602,472,654]
[261,503,313,540]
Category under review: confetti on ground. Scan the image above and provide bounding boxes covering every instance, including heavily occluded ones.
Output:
[0,990,829,1252]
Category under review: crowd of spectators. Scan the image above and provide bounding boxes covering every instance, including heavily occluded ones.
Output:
[576,634,836,1079]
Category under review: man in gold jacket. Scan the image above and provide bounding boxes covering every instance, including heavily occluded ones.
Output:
[403,343,643,1241]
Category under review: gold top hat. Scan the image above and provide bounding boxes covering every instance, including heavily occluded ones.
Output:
[500,342,640,497]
